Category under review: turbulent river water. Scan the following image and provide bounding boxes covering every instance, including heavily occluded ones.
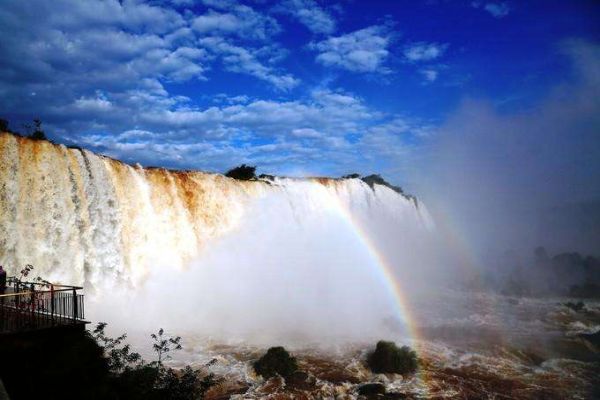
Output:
[1,132,598,399]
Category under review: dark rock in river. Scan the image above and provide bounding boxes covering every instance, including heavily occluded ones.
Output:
[358,382,386,396]
[286,370,316,390]
[253,346,298,379]
[577,330,600,352]
[367,341,418,374]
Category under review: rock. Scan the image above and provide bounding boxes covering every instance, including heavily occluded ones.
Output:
[372,373,390,383]
[563,301,585,312]
[257,376,285,395]
[253,346,298,379]
[204,381,249,400]
[383,393,408,399]
[286,370,316,390]
[366,341,418,375]
[358,382,386,396]
[577,330,600,352]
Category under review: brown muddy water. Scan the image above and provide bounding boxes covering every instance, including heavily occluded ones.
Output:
[157,292,600,399]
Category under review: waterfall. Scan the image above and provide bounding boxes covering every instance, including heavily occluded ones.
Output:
[0,132,438,344]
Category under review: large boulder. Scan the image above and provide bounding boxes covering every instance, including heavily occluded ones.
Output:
[366,341,418,375]
[358,383,386,396]
[286,370,316,390]
[253,347,298,379]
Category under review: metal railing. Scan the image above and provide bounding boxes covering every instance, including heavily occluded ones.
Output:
[0,277,86,333]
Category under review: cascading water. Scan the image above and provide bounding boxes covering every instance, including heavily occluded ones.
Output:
[0,132,437,345]
[2,133,598,398]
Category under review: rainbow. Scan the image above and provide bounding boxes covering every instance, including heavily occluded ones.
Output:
[323,183,436,394]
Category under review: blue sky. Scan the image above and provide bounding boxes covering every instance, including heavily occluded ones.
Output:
[0,0,598,186]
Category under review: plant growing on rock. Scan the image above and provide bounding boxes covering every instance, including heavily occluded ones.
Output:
[367,341,418,375]
[253,346,298,379]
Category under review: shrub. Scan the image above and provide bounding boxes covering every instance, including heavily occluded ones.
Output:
[253,346,298,379]
[225,164,256,180]
[366,341,418,374]
[29,118,47,141]
[92,322,142,373]
[155,366,219,400]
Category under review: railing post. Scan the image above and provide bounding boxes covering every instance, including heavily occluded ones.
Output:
[15,281,20,309]
[50,284,55,324]
[30,284,35,310]
[30,283,35,328]
[72,288,78,322]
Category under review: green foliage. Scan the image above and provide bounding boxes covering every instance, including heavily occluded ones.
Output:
[156,366,220,400]
[225,164,257,180]
[93,322,142,373]
[151,328,182,365]
[18,264,34,281]
[342,173,361,179]
[29,118,47,140]
[366,341,418,375]
[253,346,298,379]
[93,323,215,400]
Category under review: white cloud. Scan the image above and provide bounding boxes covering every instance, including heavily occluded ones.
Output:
[291,128,322,138]
[277,0,336,34]
[191,5,280,40]
[472,2,511,18]
[74,96,112,112]
[310,25,392,73]
[192,11,240,33]
[200,37,299,90]
[0,0,300,101]
[0,0,428,176]
[420,68,439,82]
[52,85,425,174]
[404,42,448,62]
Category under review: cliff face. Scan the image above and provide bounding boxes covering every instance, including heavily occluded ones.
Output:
[0,132,430,289]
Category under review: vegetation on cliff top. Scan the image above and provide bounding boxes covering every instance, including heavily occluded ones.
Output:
[0,117,47,141]
[225,164,257,180]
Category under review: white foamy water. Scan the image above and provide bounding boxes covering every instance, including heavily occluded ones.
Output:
[0,132,440,345]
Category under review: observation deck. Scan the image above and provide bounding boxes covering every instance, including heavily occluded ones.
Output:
[0,277,87,334]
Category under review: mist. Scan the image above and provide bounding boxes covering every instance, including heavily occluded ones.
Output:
[82,178,446,349]
[414,39,600,269]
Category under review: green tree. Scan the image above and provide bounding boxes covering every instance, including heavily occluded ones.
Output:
[225,164,256,180]
[151,328,182,366]
[30,118,47,140]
